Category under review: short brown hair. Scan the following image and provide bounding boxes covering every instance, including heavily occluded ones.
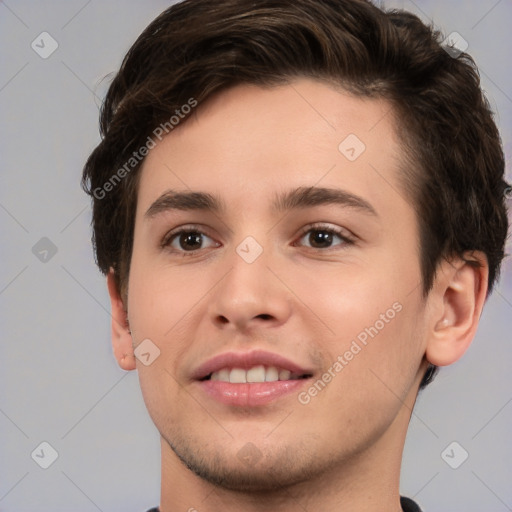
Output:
[82,0,510,387]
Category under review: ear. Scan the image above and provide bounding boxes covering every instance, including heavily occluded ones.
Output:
[425,251,489,367]
[106,268,136,371]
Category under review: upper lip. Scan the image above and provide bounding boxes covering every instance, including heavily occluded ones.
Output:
[191,349,313,381]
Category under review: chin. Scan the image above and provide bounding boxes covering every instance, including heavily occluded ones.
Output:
[166,433,326,493]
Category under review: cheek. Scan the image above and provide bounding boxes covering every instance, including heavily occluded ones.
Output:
[128,246,199,335]
[128,262,195,426]
[297,260,425,387]
[127,247,226,388]
[303,275,425,429]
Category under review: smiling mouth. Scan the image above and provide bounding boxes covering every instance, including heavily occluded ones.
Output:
[201,365,312,383]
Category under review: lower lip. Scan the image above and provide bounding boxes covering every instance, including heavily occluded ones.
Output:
[198,379,309,406]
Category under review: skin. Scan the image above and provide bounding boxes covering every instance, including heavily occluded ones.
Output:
[107,79,488,511]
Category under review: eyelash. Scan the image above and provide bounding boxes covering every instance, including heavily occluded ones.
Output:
[161,223,355,256]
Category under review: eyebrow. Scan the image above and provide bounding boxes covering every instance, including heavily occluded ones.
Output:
[144,186,377,219]
[272,186,377,216]
[145,190,224,218]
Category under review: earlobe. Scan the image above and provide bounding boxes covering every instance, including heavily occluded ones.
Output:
[425,252,488,367]
[106,268,136,371]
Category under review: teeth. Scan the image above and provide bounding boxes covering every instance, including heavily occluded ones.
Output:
[211,368,230,381]
[247,365,265,383]
[265,366,278,382]
[210,365,300,383]
[279,369,291,380]
[229,368,247,383]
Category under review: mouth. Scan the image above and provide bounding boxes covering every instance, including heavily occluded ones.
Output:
[202,365,311,383]
[193,350,313,406]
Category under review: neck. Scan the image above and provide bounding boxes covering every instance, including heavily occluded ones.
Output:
[158,400,413,512]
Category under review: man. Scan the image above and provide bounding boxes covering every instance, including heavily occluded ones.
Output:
[82,0,509,510]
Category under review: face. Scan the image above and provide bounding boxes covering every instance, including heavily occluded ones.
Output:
[126,79,431,491]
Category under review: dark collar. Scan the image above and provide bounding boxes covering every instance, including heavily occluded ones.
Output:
[147,497,422,512]
[401,496,423,511]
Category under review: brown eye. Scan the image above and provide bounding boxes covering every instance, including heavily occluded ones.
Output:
[297,227,350,249]
[162,227,219,255]
[307,230,335,248]
[177,231,203,251]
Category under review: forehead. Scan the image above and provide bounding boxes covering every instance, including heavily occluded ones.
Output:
[136,79,408,217]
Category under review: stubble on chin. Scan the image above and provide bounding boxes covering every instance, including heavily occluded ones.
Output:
[163,430,334,493]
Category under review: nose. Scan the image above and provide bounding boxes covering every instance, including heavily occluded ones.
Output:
[207,241,292,333]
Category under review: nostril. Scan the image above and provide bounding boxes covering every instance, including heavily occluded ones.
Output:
[257,314,273,320]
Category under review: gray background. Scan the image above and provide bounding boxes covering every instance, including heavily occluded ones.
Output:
[0,1,511,511]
